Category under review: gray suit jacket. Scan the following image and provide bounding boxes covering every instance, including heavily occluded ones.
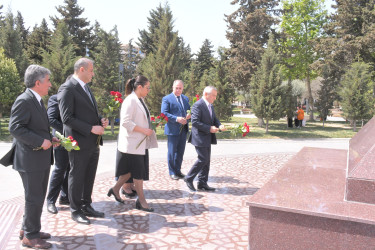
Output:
[1,89,53,171]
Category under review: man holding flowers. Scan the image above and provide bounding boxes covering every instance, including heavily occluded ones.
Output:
[184,86,226,192]
[161,80,191,180]
[58,58,109,225]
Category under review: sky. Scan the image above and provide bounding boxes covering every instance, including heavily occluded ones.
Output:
[2,0,335,55]
[2,0,240,54]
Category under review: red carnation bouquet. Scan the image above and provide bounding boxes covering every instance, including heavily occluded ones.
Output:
[33,131,80,151]
[103,91,123,118]
[136,113,168,149]
[228,122,250,137]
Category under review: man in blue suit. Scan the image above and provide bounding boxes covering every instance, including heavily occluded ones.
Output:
[161,80,191,180]
[184,86,225,192]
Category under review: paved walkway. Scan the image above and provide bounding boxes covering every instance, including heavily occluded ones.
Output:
[0,138,349,249]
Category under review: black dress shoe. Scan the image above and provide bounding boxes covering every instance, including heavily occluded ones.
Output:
[72,211,90,225]
[121,188,136,198]
[135,199,154,212]
[176,172,185,178]
[82,205,105,218]
[197,183,216,191]
[170,175,180,180]
[59,197,70,205]
[107,188,125,203]
[47,203,58,214]
[184,178,196,191]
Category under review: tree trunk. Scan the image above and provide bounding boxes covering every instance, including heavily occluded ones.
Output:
[322,119,325,128]
[265,119,269,133]
[110,117,115,135]
[353,119,357,131]
[257,117,264,127]
[306,72,314,121]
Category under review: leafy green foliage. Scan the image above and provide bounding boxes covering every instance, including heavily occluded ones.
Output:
[0,48,22,116]
[339,61,374,131]
[26,19,51,64]
[42,21,76,94]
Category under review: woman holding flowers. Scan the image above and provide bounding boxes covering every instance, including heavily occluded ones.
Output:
[107,75,157,212]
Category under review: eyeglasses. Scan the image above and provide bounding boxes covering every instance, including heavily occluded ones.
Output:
[144,86,151,90]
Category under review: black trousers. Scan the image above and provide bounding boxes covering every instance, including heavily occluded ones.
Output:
[19,169,50,239]
[46,146,70,204]
[185,146,211,184]
[68,146,99,213]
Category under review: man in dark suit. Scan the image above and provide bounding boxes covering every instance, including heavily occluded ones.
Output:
[184,86,225,192]
[58,58,108,225]
[161,80,191,180]
[5,65,57,249]
[45,94,70,214]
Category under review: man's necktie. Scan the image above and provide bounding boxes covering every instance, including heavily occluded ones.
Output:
[208,104,212,118]
[84,84,94,106]
[177,96,186,117]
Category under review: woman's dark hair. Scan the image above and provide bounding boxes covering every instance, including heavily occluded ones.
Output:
[125,75,149,96]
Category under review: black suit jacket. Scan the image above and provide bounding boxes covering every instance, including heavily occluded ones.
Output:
[0,89,53,170]
[47,94,63,136]
[188,98,221,147]
[57,78,102,149]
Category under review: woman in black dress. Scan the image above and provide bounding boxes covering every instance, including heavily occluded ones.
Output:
[107,75,158,211]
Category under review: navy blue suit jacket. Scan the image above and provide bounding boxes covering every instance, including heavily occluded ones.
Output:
[161,93,190,135]
[188,99,221,147]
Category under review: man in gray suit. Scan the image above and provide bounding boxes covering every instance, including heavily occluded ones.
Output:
[58,58,108,225]
[6,65,57,249]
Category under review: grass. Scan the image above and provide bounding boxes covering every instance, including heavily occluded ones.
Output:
[0,116,359,142]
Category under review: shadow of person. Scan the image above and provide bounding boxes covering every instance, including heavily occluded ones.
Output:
[208,176,249,184]
[151,202,224,216]
[210,186,259,196]
[145,189,204,200]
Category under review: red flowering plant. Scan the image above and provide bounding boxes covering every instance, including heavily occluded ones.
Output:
[136,113,168,149]
[33,131,80,151]
[228,122,250,137]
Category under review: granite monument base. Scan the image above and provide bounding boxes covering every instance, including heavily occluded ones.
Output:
[248,147,375,249]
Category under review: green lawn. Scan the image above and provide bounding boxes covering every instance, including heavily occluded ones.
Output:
[0,116,359,142]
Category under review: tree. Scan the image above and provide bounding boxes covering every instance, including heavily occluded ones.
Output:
[26,19,51,64]
[51,0,92,56]
[15,11,28,49]
[280,0,327,121]
[181,60,200,98]
[41,22,76,94]
[122,39,143,81]
[196,39,214,78]
[339,61,374,131]
[226,0,281,91]
[138,4,183,115]
[0,48,22,117]
[91,26,122,134]
[0,11,29,78]
[250,34,284,133]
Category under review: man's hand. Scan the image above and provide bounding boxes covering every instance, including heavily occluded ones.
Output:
[91,125,105,135]
[143,128,154,136]
[52,137,60,147]
[186,113,191,120]
[101,118,109,128]
[41,139,52,150]
[177,117,187,125]
[219,125,226,131]
[210,126,220,133]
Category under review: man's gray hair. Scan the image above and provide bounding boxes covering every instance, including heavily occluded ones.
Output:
[74,58,94,72]
[24,65,51,88]
[173,80,184,87]
[203,86,217,95]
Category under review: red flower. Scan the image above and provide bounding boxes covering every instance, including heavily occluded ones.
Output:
[67,136,73,141]
[164,116,168,122]
[151,117,155,121]
[157,116,160,119]
[115,97,123,103]
[115,92,122,98]
[110,91,116,96]
[196,94,199,98]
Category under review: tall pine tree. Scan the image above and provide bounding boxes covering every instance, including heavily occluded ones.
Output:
[138,4,183,114]
[42,21,76,94]
[250,34,284,133]
[226,0,281,91]
[196,39,215,79]
[0,11,29,78]
[51,0,92,56]
[26,19,51,64]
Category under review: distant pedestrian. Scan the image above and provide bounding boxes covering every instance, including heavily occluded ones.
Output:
[297,106,304,128]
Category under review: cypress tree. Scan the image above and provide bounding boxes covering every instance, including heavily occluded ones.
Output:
[26,19,51,64]
[196,39,215,79]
